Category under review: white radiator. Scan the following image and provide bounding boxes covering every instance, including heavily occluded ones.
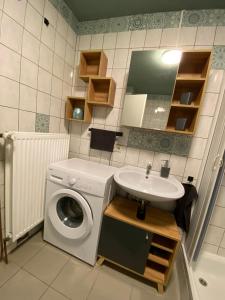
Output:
[4,132,70,242]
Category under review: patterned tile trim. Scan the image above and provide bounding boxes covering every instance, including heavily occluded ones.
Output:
[35,114,50,133]
[128,128,192,156]
[49,1,225,35]
[212,46,225,70]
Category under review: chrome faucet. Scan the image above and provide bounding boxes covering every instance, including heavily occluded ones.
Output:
[146,162,152,178]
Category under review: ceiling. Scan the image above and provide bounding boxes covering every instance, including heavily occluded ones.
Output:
[65,0,225,21]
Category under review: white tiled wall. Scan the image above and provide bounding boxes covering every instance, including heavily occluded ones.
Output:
[0,0,77,234]
[69,27,225,188]
[204,173,225,256]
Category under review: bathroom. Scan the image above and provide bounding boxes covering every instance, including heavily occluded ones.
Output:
[0,0,225,299]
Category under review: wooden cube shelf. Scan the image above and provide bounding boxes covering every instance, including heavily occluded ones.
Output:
[178,50,211,79]
[166,49,212,135]
[87,77,116,107]
[166,106,198,134]
[66,97,92,123]
[79,51,108,82]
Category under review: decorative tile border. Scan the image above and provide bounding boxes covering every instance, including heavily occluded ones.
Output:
[128,128,192,156]
[49,0,225,35]
[212,46,225,69]
[35,114,50,133]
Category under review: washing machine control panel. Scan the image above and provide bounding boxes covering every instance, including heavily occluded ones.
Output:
[68,178,76,186]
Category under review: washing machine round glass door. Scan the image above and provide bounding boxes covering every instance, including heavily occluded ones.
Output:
[48,189,93,240]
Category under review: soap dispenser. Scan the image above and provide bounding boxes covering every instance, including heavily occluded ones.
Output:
[160,160,170,178]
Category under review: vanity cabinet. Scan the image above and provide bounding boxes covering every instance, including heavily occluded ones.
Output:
[98,216,152,274]
[97,197,181,294]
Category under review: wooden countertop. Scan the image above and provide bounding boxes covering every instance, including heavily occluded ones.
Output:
[104,197,180,241]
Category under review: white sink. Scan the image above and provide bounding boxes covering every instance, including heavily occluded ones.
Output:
[114,166,184,202]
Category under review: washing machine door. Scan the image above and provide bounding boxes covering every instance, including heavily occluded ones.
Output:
[48,189,93,240]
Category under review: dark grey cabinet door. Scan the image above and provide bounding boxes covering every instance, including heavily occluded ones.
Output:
[98,216,151,274]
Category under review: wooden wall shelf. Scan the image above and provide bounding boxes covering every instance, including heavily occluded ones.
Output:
[98,197,180,293]
[166,49,211,135]
[79,51,107,82]
[66,97,92,123]
[87,77,116,107]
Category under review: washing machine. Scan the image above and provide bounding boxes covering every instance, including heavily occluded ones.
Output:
[43,158,116,265]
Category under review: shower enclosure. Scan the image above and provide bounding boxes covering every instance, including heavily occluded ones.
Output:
[184,90,225,300]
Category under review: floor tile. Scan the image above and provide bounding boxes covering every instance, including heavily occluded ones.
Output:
[23,244,69,284]
[0,269,47,300]
[9,231,46,267]
[40,287,69,300]
[52,258,99,300]
[0,261,20,287]
[88,265,132,300]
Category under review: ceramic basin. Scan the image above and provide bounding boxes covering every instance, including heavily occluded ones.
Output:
[114,166,184,202]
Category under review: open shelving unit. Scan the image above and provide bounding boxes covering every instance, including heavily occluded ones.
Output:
[79,50,107,82]
[66,97,92,123]
[66,50,116,122]
[87,77,116,107]
[166,50,211,135]
[98,197,180,294]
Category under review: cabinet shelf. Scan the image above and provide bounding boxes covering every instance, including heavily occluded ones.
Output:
[171,103,200,109]
[144,262,166,284]
[88,77,116,107]
[148,253,170,267]
[79,51,107,82]
[151,235,176,253]
[66,97,92,123]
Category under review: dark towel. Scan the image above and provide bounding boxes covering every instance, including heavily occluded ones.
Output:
[174,183,198,233]
[90,128,117,152]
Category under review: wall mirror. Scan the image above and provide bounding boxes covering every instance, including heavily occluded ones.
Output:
[121,49,180,130]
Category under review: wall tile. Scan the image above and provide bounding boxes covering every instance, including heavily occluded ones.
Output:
[169,155,187,177]
[20,57,38,89]
[41,23,55,50]
[202,242,218,254]
[51,76,62,99]
[147,13,164,29]
[56,13,68,37]
[205,225,224,246]
[25,3,43,39]
[39,43,54,72]
[195,26,216,46]
[113,49,129,69]
[54,32,66,58]
[0,106,18,132]
[19,84,37,112]
[19,110,36,132]
[210,206,225,228]
[22,30,40,64]
[50,97,61,117]
[1,13,23,53]
[218,247,225,257]
[37,92,51,115]
[90,34,104,49]
[164,11,181,28]
[220,232,225,248]
[138,150,154,168]
[152,152,170,172]
[189,137,207,159]
[49,116,60,132]
[183,158,202,180]
[4,0,27,26]
[110,16,129,33]
[38,68,52,93]
[79,35,91,50]
[214,26,225,46]
[128,14,147,31]
[53,54,64,79]
[201,93,218,116]
[0,44,20,81]
[207,69,224,92]
[103,33,117,49]
[28,0,45,15]
[65,43,75,66]
[0,76,19,108]
[194,116,213,138]
[44,0,58,28]
[103,49,114,69]
[67,26,77,49]
[116,31,131,49]
[125,147,140,166]
[178,27,197,46]
[160,28,179,47]
[144,29,162,48]
[130,30,146,48]
[35,113,50,132]
[111,68,126,88]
